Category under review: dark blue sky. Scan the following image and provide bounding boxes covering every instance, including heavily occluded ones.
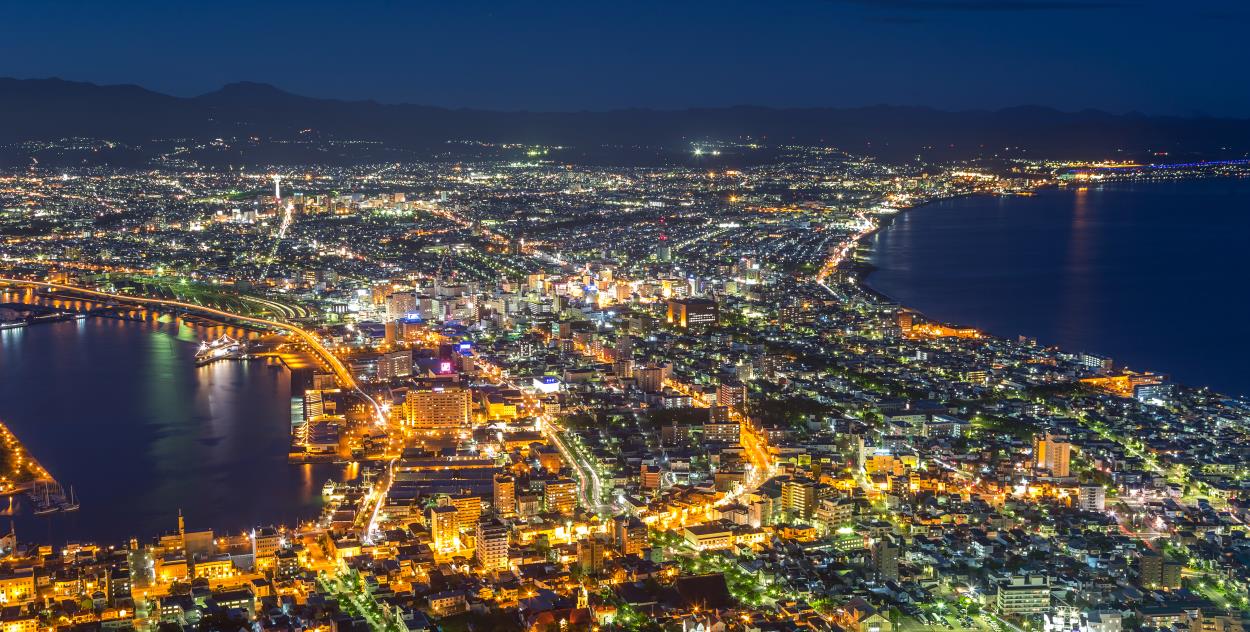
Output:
[2,0,1247,116]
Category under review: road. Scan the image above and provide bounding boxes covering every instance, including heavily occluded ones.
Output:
[661,376,775,498]
[539,415,609,514]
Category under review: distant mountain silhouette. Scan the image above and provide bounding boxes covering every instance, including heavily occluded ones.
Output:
[2,77,1248,163]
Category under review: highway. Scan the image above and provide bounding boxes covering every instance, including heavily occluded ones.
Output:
[0,277,385,422]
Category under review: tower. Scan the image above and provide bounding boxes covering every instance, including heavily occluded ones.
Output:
[273,175,282,201]
[656,215,671,262]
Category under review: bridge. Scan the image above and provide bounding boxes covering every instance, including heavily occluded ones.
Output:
[0,277,384,422]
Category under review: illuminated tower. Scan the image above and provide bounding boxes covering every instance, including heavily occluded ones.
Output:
[272,174,282,201]
[656,216,671,262]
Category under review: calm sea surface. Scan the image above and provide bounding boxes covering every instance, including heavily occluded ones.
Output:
[866,177,1250,398]
[0,307,341,546]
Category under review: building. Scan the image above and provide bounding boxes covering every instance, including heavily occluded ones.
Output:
[682,522,734,551]
[871,534,901,581]
[781,477,818,521]
[636,365,665,394]
[386,292,417,321]
[401,387,472,428]
[475,518,510,572]
[349,349,412,382]
[544,479,578,515]
[576,533,611,575]
[897,310,913,334]
[446,493,483,530]
[716,379,747,413]
[703,421,740,444]
[0,570,35,604]
[535,446,563,475]
[1079,353,1114,375]
[640,463,662,490]
[1138,550,1183,589]
[252,528,281,562]
[1077,484,1106,512]
[613,516,648,556]
[666,297,718,329]
[428,505,459,553]
[996,574,1051,615]
[493,474,516,516]
[1034,433,1072,478]
[1045,608,1122,632]
[427,591,468,617]
[816,497,855,531]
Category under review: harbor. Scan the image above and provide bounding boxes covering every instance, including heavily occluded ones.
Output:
[0,420,77,516]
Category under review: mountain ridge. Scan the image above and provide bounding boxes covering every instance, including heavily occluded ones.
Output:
[3,77,1249,163]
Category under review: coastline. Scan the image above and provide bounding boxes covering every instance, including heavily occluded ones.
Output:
[845,178,1250,401]
[845,191,978,307]
[0,315,319,545]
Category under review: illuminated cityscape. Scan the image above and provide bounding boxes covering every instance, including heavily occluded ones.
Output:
[2,3,1250,632]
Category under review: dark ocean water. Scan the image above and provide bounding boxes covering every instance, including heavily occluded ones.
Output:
[866,177,1250,398]
[0,309,341,546]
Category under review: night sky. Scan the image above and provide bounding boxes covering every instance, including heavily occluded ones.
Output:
[2,0,1246,116]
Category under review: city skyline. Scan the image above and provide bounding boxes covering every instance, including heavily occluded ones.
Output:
[1,4,1249,631]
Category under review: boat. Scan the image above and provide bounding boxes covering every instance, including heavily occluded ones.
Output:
[0,321,25,330]
[322,479,336,497]
[62,486,79,512]
[32,483,58,515]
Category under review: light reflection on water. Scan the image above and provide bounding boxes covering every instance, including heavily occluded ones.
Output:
[0,306,344,546]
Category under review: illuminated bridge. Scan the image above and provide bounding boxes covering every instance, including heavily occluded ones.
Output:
[0,277,383,421]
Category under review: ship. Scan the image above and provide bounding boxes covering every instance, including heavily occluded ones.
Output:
[195,334,246,365]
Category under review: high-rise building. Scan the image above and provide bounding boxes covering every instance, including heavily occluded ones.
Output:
[816,497,855,531]
[613,357,635,379]
[872,534,901,580]
[1034,433,1072,478]
[897,309,913,334]
[401,387,472,429]
[428,505,459,553]
[251,527,281,562]
[493,474,516,517]
[1138,550,1183,589]
[717,379,748,413]
[577,533,611,575]
[475,518,510,572]
[781,477,817,521]
[613,516,648,556]
[386,292,418,321]
[636,365,665,393]
[447,493,482,530]
[544,479,578,515]
[666,297,718,329]
[1077,484,1106,512]
[1079,353,1114,375]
